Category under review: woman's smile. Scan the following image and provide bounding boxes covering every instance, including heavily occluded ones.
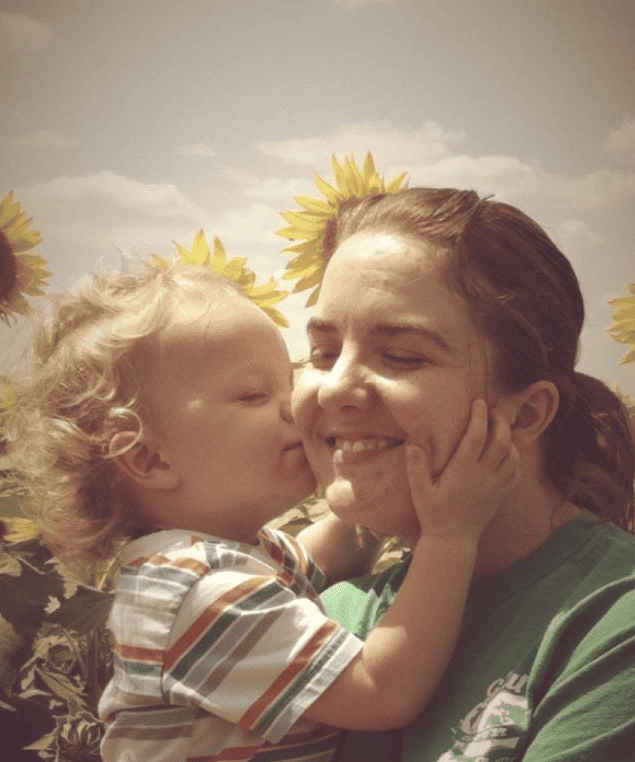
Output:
[328,435,404,460]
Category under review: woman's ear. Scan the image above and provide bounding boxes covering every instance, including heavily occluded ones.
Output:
[501,380,560,448]
[111,432,180,491]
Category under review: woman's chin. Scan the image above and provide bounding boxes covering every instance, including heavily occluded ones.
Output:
[324,478,394,528]
[324,477,417,540]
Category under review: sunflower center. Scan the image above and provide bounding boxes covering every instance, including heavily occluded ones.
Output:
[0,230,18,302]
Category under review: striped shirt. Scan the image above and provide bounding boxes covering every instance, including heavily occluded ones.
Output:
[99,526,364,762]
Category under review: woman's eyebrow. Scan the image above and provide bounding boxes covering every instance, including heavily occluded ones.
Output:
[306,317,451,353]
[306,317,337,335]
[371,322,451,353]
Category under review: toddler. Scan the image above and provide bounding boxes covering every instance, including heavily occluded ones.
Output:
[7,262,518,762]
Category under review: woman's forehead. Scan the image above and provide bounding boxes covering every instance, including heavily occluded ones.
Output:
[315,230,491,362]
[320,233,460,316]
[329,230,440,276]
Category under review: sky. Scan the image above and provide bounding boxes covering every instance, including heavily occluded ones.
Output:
[1,0,634,396]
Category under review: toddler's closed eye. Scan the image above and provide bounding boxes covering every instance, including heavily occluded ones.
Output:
[239,392,268,404]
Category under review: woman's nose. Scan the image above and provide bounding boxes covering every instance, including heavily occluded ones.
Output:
[317,353,373,411]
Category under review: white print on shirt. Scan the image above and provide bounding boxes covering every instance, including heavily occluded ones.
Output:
[437,672,531,762]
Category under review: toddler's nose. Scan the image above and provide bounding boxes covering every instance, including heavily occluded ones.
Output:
[280,397,293,423]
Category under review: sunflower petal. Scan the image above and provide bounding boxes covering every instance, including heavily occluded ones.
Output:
[0,192,50,317]
[313,173,339,205]
[608,284,635,364]
[284,248,324,272]
[171,230,288,324]
[294,196,332,215]
[1,291,30,317]
[332,155,353,198]
[254,293,288,309]
[150,253,170,269]
[261,307,289,327]
[305,287,320,307]
[280,209,327,233]
[0,383,16,408]
[291,267,325,292]
[385,171,408,193]
[621,347,635,364]
[194,229,214,265]
[276,153,409,297]
[362,152,377,183]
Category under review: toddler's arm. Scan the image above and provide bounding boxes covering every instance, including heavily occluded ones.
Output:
[297,512,384,586]
[303,399,519,729]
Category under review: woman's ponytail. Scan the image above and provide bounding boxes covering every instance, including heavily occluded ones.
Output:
[545,372,634,530]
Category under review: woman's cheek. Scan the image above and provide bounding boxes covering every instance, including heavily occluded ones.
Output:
[290,369,319,431]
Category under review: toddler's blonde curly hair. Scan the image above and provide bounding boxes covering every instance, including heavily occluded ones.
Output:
[6,261,244,562]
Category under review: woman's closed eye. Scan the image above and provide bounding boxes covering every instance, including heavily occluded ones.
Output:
[383,352,429,368]
[308,346,339,370]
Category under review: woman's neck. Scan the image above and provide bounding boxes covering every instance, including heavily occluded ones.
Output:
[473,476,581,578]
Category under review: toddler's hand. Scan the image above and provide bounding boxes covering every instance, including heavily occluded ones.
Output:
[405,399,520,542]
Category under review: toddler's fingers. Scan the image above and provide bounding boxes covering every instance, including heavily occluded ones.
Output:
[484,413,521,488]
[450,399,489,466]
[479,409,514,470]
[405,442,433,510]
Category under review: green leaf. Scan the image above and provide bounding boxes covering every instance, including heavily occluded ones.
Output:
[47,588,113,633]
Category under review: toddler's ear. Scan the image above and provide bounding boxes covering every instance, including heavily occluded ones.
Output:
[111,432,179,490]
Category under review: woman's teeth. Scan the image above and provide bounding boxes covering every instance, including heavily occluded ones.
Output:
[334,438,395,453]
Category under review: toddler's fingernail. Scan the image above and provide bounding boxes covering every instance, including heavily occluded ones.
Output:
[405,443,422,460]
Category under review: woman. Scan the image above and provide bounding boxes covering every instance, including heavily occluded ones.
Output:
[291,188,635,760]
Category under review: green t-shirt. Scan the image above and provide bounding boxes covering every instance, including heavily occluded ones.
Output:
[322,512,635,761]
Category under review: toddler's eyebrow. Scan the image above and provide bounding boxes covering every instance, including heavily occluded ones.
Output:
[306,317,451,353]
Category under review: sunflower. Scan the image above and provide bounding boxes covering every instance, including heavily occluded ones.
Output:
[153,229,289,327]
[0,380,16,409]
[608,283,635,364]
[0,192,50,322]
[277,153,408,306]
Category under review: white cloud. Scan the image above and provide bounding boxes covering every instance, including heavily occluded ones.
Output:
[16,171,283,281]
[406,155,635,217]
[0,12,52,57]
[214,203,281,251]
[255,122,467,168]
[24,171,195,216]
[548,219,603,273]
[407,154,534,196]
[175,142,216,158]
[6,108,27,125]
[252,123,634,226]
[332,0,395,10]
[530,168,635,213]
[602,116,635,163]
[243,176,309,203]
[552,219,602,248]
[18,171,212,262]
[10,130,78,151]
